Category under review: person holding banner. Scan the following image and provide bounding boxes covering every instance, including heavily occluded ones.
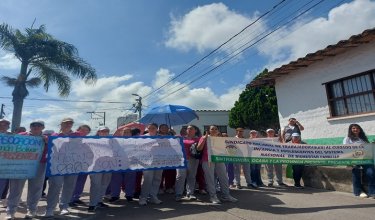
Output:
[249,130,264,188]
[139,123,164,206]
[6,120,47,219]
[44,117,80,217]
[197,125,237,204]
[175,125,201,201]
[265,129,287,187]
[87,126,112,212]
[343,124,375,199]
[70,125,92,206]
[0,118,11,208]
[232,127,251,189]
[109,127,137,203]
[291,133,305,188]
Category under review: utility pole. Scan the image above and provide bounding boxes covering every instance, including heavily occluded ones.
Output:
[0,104,5,119]
[87,111,106,126]
[132,94,142,119]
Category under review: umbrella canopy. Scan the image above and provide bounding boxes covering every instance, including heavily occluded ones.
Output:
[114,122,145,136]
[139,104,199,126]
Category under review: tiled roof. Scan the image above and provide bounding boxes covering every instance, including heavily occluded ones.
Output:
[248,28,375,87]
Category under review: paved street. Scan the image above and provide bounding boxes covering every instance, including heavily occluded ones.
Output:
[1,183,374,220]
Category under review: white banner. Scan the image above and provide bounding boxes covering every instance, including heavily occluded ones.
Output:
[47,136,186,176]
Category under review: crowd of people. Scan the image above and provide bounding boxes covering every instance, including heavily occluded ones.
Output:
[0,117,374,219]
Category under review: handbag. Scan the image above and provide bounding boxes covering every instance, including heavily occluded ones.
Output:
[189,142,203,159]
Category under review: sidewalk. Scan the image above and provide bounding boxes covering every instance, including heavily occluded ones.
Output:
[1,181,374,220]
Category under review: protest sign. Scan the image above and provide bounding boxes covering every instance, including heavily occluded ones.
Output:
[0,133,44,179]
[47,136,186,176]
[208,137,374,165]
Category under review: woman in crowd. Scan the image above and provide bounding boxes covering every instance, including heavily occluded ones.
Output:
[159,124,176,195]
[343,124,375,198]
[45,117,80,217]
[249,130,264,188]
[139,123,163,206]
[87,126,112,212]
[265,128,287,187]
[70,125,92,206]
[291,133,305,188]
[109,127,137,202]
[197,125,237,204]
[6,120,47,219]
[175,125,201,201]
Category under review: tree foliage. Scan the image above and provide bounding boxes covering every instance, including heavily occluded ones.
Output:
[0,23,97,131]
[229,69,279,132]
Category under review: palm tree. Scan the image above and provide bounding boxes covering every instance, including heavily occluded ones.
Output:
[0,23,97,131]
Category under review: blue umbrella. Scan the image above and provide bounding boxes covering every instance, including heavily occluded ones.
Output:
[139,104,199,126]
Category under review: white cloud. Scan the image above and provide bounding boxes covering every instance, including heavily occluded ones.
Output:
[165,3,266,53]
[257,0,375,70]
[0,52,20,70]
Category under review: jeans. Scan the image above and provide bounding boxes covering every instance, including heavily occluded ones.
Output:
[110,172,136,197]
[202,162,230,198]
[140,170,163,200]
[266,164,283,184]
[226,163,234,185]
[176,158,199,196]
[71,174,88,202]
[46,175,78,211]
[89,173,112,206]
[234,163,251,185]
[352,165,375,196]
[250,164,263,185]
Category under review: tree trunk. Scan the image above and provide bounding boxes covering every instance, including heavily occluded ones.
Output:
[11,62,29,132]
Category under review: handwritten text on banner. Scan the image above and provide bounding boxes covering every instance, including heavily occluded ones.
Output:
[47,136,186,176]
[208,137,374,165]
[0,134,43,179]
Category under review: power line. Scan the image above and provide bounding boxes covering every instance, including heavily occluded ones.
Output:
[0,96,132,104]
[145,0,330,107]
[142,0,288,100]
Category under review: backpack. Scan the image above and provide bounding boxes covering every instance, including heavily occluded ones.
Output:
[189,142,203,159]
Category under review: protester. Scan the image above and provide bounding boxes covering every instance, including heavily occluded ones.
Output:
[70,125,92,207]
[343,124,375,198]
[232,128,251,189]
[159,124,176,195]
[14,126,26,134]
[0,119,11,208]
[41,130,55,199]
[175,125,201,201]
[265,128,287,187]
[6,120,48,219]
[197,125,237,204]
[249,130,264,188]
[44,117,80,217]
[139,123,163,206]
[291,133,305,188]
[88,126,112,212]
[282,118,304,143]
[109,127,137,203]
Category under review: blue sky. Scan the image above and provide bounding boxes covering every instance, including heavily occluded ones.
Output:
[0,0,375,132]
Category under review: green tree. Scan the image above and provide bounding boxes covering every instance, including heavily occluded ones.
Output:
[0,23,97,131]
[229,69,279,132]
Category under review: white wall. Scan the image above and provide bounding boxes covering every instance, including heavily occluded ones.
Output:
[275,41,375,139]
[172,110,238,137]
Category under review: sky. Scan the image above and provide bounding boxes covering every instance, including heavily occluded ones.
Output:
[0,0,375,132]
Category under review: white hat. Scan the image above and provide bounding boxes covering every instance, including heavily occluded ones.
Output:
[0,118,10,125]
[97,126,110,132]
[266,129,275,133]
[292,133,300,137]
[250,130,257,133]
[61,117,74,123]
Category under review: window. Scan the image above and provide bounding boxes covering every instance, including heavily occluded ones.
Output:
[325,69,375,117]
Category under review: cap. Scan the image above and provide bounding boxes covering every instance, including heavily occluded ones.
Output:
[30,120,45,126]
[97,126,110,132]
[42,130,55,135]
[266,129,275,133]
[0,118,10,125]
[250,130,257,133]
[236,127,244,131]
[61,117,74,123]
[292,133,300,137]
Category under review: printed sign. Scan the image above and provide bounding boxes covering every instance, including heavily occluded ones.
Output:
[47,136,186,176]
[0,134,44,179]
[208,137,374,165]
